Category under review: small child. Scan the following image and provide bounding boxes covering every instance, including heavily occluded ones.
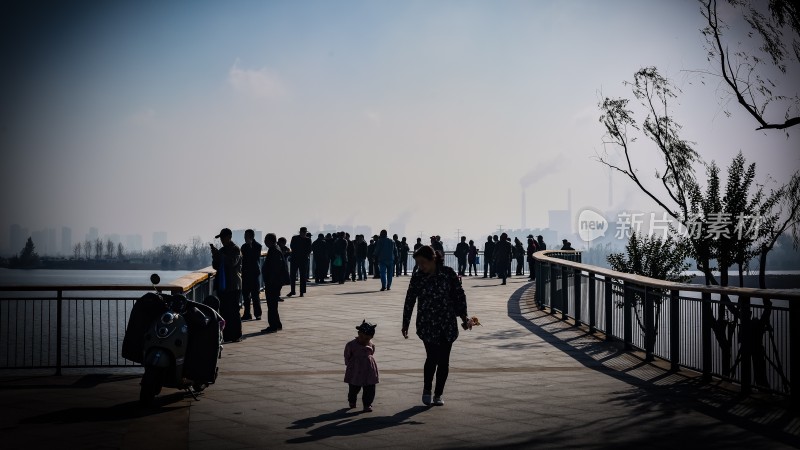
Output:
[344,320,379,412]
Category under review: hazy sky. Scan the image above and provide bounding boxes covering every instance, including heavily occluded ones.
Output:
[1,0,797,249]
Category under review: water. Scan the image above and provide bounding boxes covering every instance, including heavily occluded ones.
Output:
[0,268,191,287]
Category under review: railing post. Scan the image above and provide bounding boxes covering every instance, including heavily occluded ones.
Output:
[588,273,596,333]
[702,292,712,382]
[623,283,632,350]
[549,264,557,314]
[670,289,680,371]
[563,265,569,318]
[605,277,613,341]
[535,261,542,307]
[739,295,751,394]
[56,290,63,376]
[573,268,581,326]
[791,297,799,405]
[644,286,654,361]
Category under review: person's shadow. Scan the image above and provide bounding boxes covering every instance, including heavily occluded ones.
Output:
[286,405,428,444]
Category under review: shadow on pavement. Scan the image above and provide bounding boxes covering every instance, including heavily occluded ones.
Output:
[19,392,188,424]
[0,374,141,390]
[504,283,800,448]
[286,405,428,444]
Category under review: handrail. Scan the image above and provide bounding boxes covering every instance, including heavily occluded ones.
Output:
[0,266,218,294]
[534,250,800,300]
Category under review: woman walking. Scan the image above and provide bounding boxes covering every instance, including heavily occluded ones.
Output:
[402,246,474,406]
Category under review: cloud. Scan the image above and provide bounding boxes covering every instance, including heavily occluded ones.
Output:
[228,59,286,99]
[519,154,569,188]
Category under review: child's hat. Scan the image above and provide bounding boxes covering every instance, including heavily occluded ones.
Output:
[356,319,377,336]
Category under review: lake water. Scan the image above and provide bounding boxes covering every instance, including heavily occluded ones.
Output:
[0,268,191,287]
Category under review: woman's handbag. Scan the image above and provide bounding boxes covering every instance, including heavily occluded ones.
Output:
[475,256,480,265]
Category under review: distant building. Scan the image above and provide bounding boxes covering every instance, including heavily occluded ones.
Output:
[153,231,168,249]
[61,227,72,256]
[47,228,57,256]
[547,210,571,240]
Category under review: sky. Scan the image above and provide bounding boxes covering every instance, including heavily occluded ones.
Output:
[1,0,798,252]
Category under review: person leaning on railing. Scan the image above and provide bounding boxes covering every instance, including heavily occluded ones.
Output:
[210,228,243,343]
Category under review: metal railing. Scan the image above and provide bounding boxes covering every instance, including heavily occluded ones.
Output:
[0,269,216,374]
[533,250,800,399]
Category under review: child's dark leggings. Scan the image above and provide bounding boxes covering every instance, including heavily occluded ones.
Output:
[348,384,376,406]
[423,340,453,396]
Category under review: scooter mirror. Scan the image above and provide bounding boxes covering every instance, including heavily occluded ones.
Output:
[150,274,161,285]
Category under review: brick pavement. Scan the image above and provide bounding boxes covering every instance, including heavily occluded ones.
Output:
[1,275,798,449]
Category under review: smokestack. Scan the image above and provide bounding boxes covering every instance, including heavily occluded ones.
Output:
[521,189,527,229]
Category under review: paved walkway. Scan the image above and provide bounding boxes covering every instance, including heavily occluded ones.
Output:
[1,275,799,449]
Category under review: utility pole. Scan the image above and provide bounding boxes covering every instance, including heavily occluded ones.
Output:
[496,225,504,234]
[455,228,462,241]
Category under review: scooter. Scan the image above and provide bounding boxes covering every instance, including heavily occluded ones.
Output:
[122,274,225,405]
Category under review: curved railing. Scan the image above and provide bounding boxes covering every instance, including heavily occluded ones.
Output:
[533,250,800,399]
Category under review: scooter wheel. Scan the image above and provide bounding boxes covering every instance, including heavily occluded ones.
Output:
[192,383,207,393]
[139,367,164,406]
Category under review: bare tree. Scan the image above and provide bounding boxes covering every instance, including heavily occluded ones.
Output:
[73,242,82,260]
[105,239,115,259]
[83,240,92,260]
[700,0,800,132]
[117,242,125,260]
[94,238,103,260]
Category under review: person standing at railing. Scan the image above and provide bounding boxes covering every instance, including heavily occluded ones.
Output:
[261,233,287,334]
[412,237,423,274]
[493,233,512,285]
[537,235,547,251]
[483,236,495,278]
[393,234,403,277]
[355,234,368,281]
[240,229,262,321]
[368,235,379,279]
[513,237,525,276]
[560,239,575,251]
[288,227,312,298]
[346,233,357,282]
[526,236,538,281]
[312,233,328,284]
[325,233,336,281]
[211,228,243,342]
[399,237,410,275]
[467,240,478,276]
[333,232,348,284]
[374,229,395,291]
[454,236,468,276]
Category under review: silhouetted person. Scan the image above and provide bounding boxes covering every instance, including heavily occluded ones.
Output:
[288,227,311,298]
[467,240,478,276]
[312,233,328,283]
[537,235,547,251]
[483,236,495,278]
[346,232,356,281]
[491,235,499,277]
[514,237,525,276]
[454,236,469,276]
[374,229,395,291]
[412,237,423,273]
[561,239,574,251]
[431,235,444,256]
[493,232,512,285]
[278,237,291,274]
[527,236,538,281]
[261,233,286,334]
[399,237,410,275]
[211,228,242,342]
[355,234,368,280]
[333,232,348,284]
[240,229,262,320]
[368,235,379,279]
[325,233,336,281]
